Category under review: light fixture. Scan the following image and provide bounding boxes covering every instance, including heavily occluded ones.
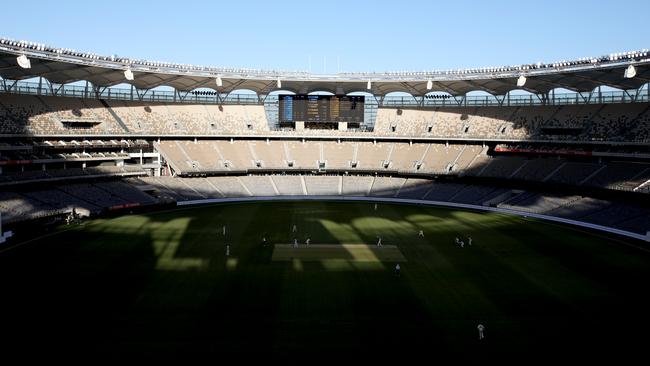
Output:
[367,80,372,90]
[124,68,134,81]
[216,76,223,87]
[16,54,31,69]
[517,75,527,87]
[624,64,636,79]
[426,79,433,90]
[276,78,282,88]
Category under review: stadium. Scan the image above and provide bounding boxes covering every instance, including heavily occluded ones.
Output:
[1,8,650,360]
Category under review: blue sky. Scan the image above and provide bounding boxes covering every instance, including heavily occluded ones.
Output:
[2,0,648,73]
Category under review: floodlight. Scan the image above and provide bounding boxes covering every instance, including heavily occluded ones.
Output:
[124,68,134,81]
[277,78,282,88]
[426,79,433,90]
[517,75,527,87]
[367,80,372,90]
[16,54,31,69]
[216,76,223,87]
[624,65,636,79]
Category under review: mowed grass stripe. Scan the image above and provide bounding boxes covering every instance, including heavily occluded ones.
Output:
[271,244,407,262]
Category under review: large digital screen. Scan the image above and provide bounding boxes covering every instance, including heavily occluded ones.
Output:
[279,95,364,123]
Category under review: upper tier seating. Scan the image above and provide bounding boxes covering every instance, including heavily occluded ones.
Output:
[2,94,649,142]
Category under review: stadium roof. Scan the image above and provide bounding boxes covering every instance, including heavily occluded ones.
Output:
[1,38,649,96]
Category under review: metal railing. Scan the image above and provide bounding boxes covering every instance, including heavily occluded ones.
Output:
[382,89,650,107]
[1,79,648,107]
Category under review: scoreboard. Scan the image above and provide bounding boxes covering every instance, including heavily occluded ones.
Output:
[279,95,364,123]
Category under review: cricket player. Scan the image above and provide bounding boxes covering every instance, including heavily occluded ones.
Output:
[395,263,401,277]
[477,324,485,340]
[418,230,424,238]
[377,236,382,247]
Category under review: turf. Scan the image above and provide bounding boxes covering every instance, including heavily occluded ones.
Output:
[1,201,649,361]
[271,244,406,262]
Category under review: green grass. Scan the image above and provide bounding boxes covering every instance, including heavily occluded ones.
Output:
[1,201,649,361]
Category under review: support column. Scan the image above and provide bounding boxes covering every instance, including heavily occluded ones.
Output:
[598,86,602,103]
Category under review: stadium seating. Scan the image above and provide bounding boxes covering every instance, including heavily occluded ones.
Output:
[3,90,650,239]
[150,140,650,194]
[369,176,406,197]
[3,172,649,235]
[4,93,650,142]
[243,175,278,196]
[342,175,374,196]
[395,178,434,199]
[0,179,159,223]
[304,175,341,195]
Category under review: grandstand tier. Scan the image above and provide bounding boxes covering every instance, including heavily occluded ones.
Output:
[2,174,648,237]
[2,93,650,142]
